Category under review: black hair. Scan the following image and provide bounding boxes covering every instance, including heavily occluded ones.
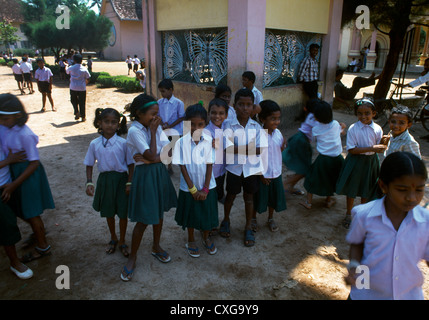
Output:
[379,152,427,186]
[309,43,320,51]
[336,68,345,78]
[158,78,174,90]
[354,98,376,116]
[214,84,232,98]
[306,98,321,114]
[129,94,158,121]
[313,100,333,124]
[390,105,413,122]
[208,98,229,115]
[234,88,254,104]
[12,58,18,64]
[0,93,29,126]
[94,108,128,136]
[259,100,281,120]
[242,71,256,83]
[185,102,208,122]
[36,57,44,63]
[73,54,83,64]
[22,56,27,62]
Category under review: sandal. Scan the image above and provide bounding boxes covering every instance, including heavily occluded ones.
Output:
[10,264,33,280]
[325,198,336,208]
[267,218,279,232]
[219,220,231,238]
[342,215,352,229]
[21,245,51,263]
[106,240,118,254]
[119,244,129,257]
[185,242,200,258]
[120,266,134,282]
[251,218,258,232]
[151,250,171,263]
[202,237,217,255]
[299,201,312,209]
[40,107,46,112]
[244,229,255,247]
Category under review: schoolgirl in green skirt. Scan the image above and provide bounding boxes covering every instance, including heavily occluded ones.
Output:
[0,94,53,263]
[335,99,385,228]
[282,99,319,194]
[253,100,287,233]
[84,108,134,257]
[300,101,345,209]
[173,103,218,257]
[121,94,177,282]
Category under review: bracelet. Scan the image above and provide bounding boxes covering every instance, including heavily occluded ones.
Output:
[347,259,360,271]
[126,182,132,186]
[202,186,209,194]
[86,182,94,188]
[189,185,197,195]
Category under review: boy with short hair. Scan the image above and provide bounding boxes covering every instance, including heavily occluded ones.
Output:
[11,59,24,95]
[242,71,263,116]
[35,58,55,112]
[385,105,421,159]
[221,88,267,247]
[298,43,320,99]
[19,56,34,94]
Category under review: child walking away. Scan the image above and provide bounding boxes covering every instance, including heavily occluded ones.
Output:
[86,56,93,73]
[121,94,177,281]
[0,144,33,279]
[345,152,429,300]
[126,55,132,75]
[0,94,54,263]
[35,58,56,112]
[252,100,287,232]
[11,59,25,95]
[385,105,421,159]
[19,56,34,94]
[336,99,386,229]
[221,88,267,247]
[300,100,345,209]
[282,98,320,195]
[215,84,236,122]
[133,55,140,74]
[173,103,219,257]
[84,108,134,257]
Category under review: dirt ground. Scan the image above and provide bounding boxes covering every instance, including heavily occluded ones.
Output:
[0,58,429,301]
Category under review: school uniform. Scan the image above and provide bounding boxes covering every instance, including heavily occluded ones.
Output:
[126,121,177,224]
[254,129,286,213]
[0,125,54,219]
[227,106,236,122]
[157,94,185,136]
[223,117,267,195]
[0,146,21,246]
[172,132,218,231]
[385,129,421,159]
[282,112,318,175]
[347,197,429,300]
[35,66,53,93]
[133,57,140,72]
[304,120,344,196]
[336,121,383,200]
[205,121,227,200]
[12,64,23,82]
[19,61,33,82]
[125,58,132,70]
[84,134,134,219]
[251,86,263,106]
[66,63,91,119]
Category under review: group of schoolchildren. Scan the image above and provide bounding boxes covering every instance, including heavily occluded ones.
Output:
[1,67,429,300]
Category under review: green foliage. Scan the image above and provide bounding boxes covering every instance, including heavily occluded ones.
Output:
[0,21,20,47]
[0,59,6,66]
[96,74,142,92]
[13,48,36,57]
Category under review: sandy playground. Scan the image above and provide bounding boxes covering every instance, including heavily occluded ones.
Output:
[0,57,429,301]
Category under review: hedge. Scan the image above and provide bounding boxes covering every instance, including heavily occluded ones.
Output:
[96,74,142,92]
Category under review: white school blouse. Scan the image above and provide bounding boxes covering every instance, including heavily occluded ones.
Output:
[19,61,32,73]
[12,64,22,75]
[223,117,267,177]
[172,132,216,192]
[157,94,185,135]
[84,134,134,173]
[312,120,343,157]
[346,121,383,155]
[126,121,170,166]
[298,113,319,141]
[347,197,429,300]
[0,124,39,161]
[261,129,283,179]
[0,143,11,187]
[35,67,53,82]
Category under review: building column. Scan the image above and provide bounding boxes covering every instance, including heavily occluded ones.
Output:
[227,0,266,94]
[419,26,429,66]
[365,29,378,71]
[320,0,343,104]
[348,26,362,61]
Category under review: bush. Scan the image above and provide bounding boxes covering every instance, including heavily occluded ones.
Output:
[13,48,36,57]
[96,75,116,88]
[89,71,110,84]
[0,59,6,66]
[7,61,14,68]
[96,74,142,92]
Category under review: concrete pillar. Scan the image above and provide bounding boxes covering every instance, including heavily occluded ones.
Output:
[348,26,362,61]
[227,0,266,94]
[365,29,378,71]
[419,27,429,66]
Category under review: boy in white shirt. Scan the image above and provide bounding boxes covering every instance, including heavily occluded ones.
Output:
[242,71,263,117]
[11,59,24,95]
[19,56,34,94]
[35,58,55,112]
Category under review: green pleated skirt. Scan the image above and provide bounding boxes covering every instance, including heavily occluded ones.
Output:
[282,131,312,175]
[93,171,129,219]
[175,189,219,231]
[0,196,21,246]
[335,153,380,200]
[254,175,287,213]
[10,161,55,219]
[128,163,177,225]
[304,154,345,196]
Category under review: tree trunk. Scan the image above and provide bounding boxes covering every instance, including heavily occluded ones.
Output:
[373,1,412,101]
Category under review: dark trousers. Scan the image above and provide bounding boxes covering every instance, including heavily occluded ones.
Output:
[302,80,318,99]
[70,89,86,118]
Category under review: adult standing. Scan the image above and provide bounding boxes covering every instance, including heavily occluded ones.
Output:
[298,43,320,99]
[65,54,90,122]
